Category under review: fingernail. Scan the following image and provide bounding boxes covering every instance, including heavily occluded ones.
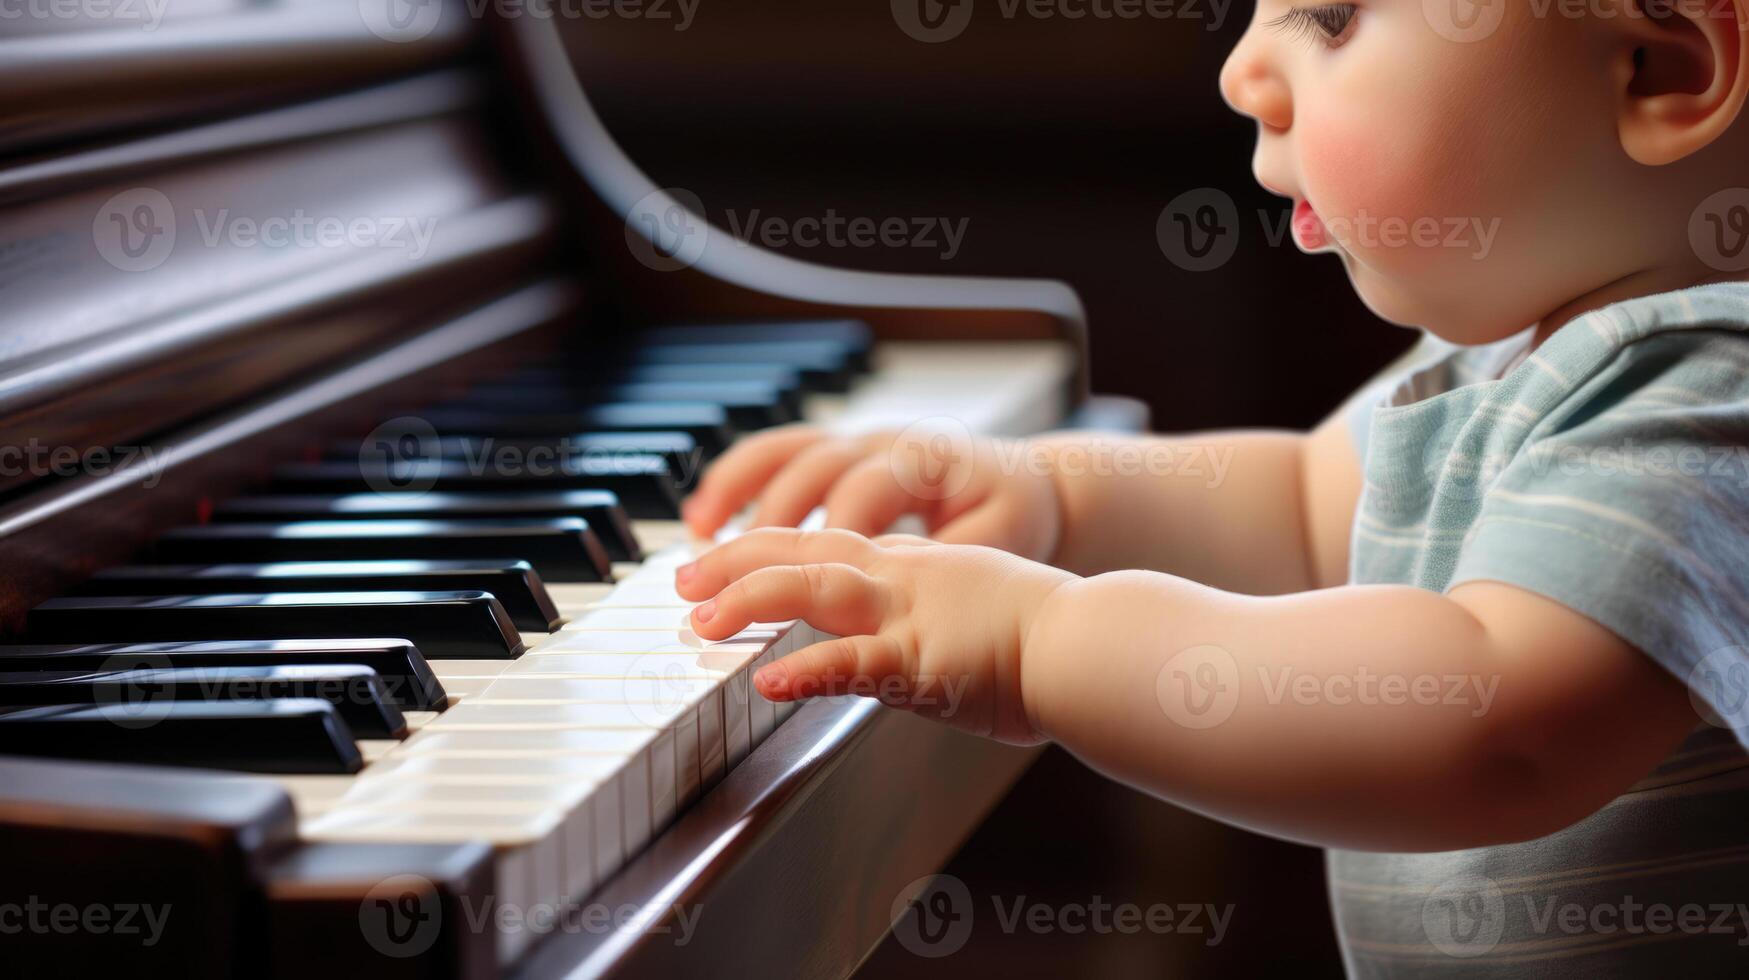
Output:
[755,663,785,693]
[693,599,716,623]
[675,562,696,585]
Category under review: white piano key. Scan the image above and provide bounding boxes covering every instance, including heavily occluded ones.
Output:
[357,739,399,763]
[621,744,652,858]
[504,651,758,679]
[336,778,593,814]
[673,702,703,808]
[591,769,624,884]
[630,520,693,551]
[476,676,721,703]
[584,580,691,607]
[428,659,514,679]
[650,726,676,835]
[747,630,796,748]
[401,729,652,756]
[402,710,441,731]
[564,798,596,901]
[530,628,776,655]
[542,583,616,609]
[430,701,690,730]
[431,675,496,699]
[560,607,696,632]
[724,664,751,768]
[698,682,725,788]
[366,754,625,783]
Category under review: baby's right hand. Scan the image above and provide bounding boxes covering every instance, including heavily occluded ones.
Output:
[679,423,1063,563]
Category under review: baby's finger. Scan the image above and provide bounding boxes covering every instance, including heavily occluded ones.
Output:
[872,532,933,548]
[747,438,869,529]
[677,527,877,599]
[754,633,907,701]
[682,425,827,537]
[823,455,923,536]
[690,562,886,640]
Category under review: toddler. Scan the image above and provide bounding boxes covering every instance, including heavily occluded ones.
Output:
[676,0,1749,973]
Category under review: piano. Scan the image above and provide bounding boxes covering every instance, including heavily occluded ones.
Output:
[0,3,1134,976]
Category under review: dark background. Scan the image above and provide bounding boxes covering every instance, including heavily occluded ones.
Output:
[565,2,1415,974]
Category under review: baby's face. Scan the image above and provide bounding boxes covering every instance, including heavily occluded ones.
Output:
[1221,0,1712,343]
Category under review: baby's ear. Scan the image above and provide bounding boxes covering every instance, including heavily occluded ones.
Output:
[1612,0,1749,165]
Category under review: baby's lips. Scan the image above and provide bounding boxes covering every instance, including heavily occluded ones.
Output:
[1291,199,1332,253]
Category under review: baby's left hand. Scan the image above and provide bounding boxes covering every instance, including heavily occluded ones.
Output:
[674,528,1076,744]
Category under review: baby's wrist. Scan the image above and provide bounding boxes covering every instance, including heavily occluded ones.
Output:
[1017,572,1085,741]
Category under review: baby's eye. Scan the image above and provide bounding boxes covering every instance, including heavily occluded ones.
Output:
[1267,3,1358,48]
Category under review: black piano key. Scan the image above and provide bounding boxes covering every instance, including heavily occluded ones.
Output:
[265,841,497,980]
[270,455,682,518]
[325,431,702,497]
[81,560,563,631]
[625,339,856,391]
[0,664,406,739]
[601,361,805,390]
[511,361,805,392]
[215,491,644,562]
[637,319,873,371]
[458,380,795,429]
[419,402,734,458]
[0,640,445,710]
[0,700,363,774]
[29,591,524,660]
[150,518,613,582]
[0,756,297,978]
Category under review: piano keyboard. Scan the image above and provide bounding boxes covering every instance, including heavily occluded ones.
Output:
[0,321,1072,967]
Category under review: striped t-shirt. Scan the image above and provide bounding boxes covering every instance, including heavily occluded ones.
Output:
[1344,281,1749,751]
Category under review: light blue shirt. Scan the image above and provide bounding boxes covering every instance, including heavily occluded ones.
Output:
[1345,282,1749,750]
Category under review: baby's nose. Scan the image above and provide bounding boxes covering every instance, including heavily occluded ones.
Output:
[1219,43,1292,131]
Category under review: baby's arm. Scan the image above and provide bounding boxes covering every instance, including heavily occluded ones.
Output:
[1022,572,1697,851]
[679,523,1699,853]
[1034,413,1361,592]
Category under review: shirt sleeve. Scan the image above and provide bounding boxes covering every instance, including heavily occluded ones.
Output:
[1450,329,1749,746]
